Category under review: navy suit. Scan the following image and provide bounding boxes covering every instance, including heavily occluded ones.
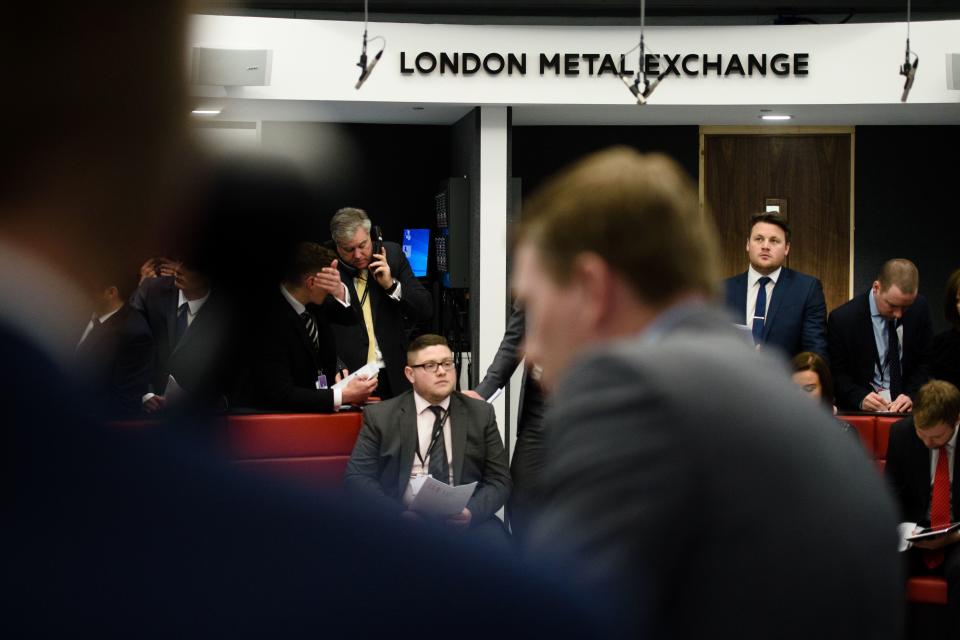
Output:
[723,267,828,359]
[827,290,933,411]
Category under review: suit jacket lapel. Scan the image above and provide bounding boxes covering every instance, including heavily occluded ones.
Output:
[281,295,319,369]
[763,268,791,340]
[397,394,418,498]
[449,394,468,486]
[165,288,179,351]
[858,292,882,375]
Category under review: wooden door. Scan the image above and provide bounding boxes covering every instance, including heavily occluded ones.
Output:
[701,128,853,312]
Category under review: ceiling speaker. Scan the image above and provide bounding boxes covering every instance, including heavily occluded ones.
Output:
[191,47,272,86]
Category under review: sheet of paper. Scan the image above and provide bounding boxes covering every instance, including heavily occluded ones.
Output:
[487,387,504,403]
[897,522,917,552]
[331,362,382,391]
[409,477,477,517]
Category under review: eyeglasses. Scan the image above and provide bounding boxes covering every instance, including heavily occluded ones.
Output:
[410,360,455,373]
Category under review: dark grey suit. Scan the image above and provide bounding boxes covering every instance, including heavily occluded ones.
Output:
[345,390,511,527]
[528,303,903,639]
[475,306,547,540]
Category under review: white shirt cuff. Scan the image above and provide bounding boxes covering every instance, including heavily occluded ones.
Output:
[142,392,156,403]
[333,388,343,409]
[388,282,402,301]
[336,283,351,307]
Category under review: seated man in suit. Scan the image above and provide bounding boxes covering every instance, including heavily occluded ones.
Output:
[515,147,902,639]
[828,258,933,412]
[886,380,960,636]
[131,257,234,411]
[246,242,376,412]
[323,207,433,399]
[74,277,153,417]
[345,334,511,544]
[723,211,827,359]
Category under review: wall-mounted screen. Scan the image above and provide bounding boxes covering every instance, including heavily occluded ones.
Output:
[402,228,430,277]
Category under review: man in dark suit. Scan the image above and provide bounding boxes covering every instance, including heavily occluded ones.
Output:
[132,259,237,411]
[514,147,903,639]
[74,279,153,417]
[723,211,828,360]
[828,258,933,412]
[465,305,547,542]
[345,334,511,544]
[323,207,433,399]
[245,242,376,412]
[886,380,960,636]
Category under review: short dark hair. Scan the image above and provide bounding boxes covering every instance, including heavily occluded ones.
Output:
[282,242,337,285]
[407,334,450,363]
[877,258,919,294]
[914,380,960,430]
[791,351,835,407]
[749,212,791,243]
[943,268,960,329]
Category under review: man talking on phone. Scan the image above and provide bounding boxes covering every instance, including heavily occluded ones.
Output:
[324,207,432,399]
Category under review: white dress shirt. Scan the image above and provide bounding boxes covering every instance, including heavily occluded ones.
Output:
[402,392,454,507]
[745,265,781,326]
[929,425,958,485]
[178,289,210,328]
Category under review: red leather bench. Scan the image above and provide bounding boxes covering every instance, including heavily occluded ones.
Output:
[840,413,948,606]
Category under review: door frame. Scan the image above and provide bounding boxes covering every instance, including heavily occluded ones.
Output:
[698,125,856,299]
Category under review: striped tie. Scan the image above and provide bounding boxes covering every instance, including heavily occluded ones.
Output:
[301,312,319,354]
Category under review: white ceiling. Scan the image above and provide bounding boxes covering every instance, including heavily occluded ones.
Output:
[193,97,960,126]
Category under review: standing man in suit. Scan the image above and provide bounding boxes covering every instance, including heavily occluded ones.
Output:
[324,207,433,399]
[514,146,902,639]
[828,258,933,412]
[886,380,960,636]
[246,242,376,412]
[464,305,547,542]
[723,211,828,359]
[345,334,511,545]
[75,278,153,417]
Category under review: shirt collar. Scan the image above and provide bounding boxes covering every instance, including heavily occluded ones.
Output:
[414,390,451,415]
[748,265,781,288]
[280,285,306,316]
[97,306,122,324]
[869,289,883,319]
[947,424,959,451]
[178,288,210,316]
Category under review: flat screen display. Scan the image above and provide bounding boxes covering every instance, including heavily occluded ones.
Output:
[402,228,429,277]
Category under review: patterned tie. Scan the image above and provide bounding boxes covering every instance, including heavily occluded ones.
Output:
[886,319,903,398]
[174,302,189,345]
[752,276,772,345]
[924,446,952,568]
[300,312,319,354]
[354,272,379,365]
[427,406,449,485]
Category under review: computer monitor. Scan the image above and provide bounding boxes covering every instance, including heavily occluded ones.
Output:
[402,228,429,277]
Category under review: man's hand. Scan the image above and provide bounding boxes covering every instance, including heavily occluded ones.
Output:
[138,258,160,284]
[911,529,960,550]
[888,394,913,413]
[861,392,890,412]
[462,390,484,401]
[341,375,378,405]
[315,260,346,302]
[142,395,167,413]
[335,368,349,384]
[446,508,472,530]
[369,245,394,290]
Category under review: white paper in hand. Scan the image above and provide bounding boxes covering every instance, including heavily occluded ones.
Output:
[409,477,477,517]
[331,362,382,391]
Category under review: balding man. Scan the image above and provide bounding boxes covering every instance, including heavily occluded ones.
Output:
[828,259,933,412]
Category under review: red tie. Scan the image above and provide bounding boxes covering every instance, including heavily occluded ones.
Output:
[924,446,952,568]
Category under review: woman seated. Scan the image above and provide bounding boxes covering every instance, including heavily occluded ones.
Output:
[791,351,858,439]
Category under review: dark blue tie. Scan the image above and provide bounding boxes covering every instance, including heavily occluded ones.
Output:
[887,319,903,398]
[752,276,771,345]
[427,406,449,485]
[175,302,188,345]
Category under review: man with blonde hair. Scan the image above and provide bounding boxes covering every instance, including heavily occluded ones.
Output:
[828,258,933,412]
[517,146,902,638]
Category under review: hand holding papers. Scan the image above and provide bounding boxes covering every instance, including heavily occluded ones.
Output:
[331,362,381,391]
[409,476,477,517]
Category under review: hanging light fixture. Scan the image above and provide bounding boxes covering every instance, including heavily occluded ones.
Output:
[618,0,667,105]
[899,0,919,102]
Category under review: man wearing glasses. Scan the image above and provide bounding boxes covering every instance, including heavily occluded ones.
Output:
[345,334,511,544]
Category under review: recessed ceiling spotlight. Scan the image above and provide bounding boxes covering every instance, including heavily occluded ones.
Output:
[192,108,222,116]
[760,114,792,121]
